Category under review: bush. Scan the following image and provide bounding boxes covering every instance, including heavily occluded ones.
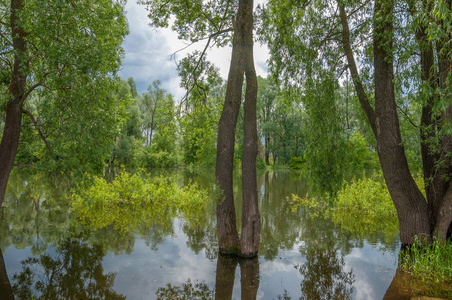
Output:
[257,157,267,169]
[70,171,209,233]
[289,156,304,170]
[139,146,178,169]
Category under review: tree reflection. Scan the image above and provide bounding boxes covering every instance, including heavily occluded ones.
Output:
[0,170,70,255]
[11,237,124,300]
[299,248,354,300]
[0,248,14,300]
[156,255,260,299]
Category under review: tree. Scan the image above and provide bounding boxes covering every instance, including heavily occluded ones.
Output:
[139,80,171,147]
[0,0,128,206]
[261,0,452,244]
[140,0,260,257]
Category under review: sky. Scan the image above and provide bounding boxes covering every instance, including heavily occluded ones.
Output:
[118,1,270,100]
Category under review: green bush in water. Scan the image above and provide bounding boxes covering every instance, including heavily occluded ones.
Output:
[288,172,425,242]
[288,156,304,170]
[331,172,399,242]
[70,171,209,234]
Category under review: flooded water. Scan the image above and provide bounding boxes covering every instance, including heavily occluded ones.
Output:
[0,169,404,299]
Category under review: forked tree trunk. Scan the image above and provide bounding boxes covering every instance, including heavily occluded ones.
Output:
[215,0,260,257]
[373,0,430,245]
[0,0,28,207]
[339,0,433,245]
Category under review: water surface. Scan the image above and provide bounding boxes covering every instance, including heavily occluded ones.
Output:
[0,169,401,299]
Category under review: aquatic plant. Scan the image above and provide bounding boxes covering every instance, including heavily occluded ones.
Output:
[70,171,209,234]
[399,236,452,298]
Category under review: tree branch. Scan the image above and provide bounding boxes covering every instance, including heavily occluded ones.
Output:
[23,109,52,155]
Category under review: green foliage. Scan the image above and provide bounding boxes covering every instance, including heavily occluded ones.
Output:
[179,81,223,167]
[287,172,426,242]
[343,133,379,171]
[302,76,347,197]
[0,0,129,174]
[331,173,399,242]
[288,157,304,170]
[70,171,209,234]
[138,146,178,169]
[399,237,452,298]
[256,157,267,170]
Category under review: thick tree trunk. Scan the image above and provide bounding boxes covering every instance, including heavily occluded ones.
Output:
[240,0,260,257]
[215,2,246,255]
[215,45,243,254]
[216,0,260,257]
[373,0,430,244]
[0,0,28,207]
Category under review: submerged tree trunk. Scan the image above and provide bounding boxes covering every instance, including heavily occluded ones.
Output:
[0,0,28,207]
[241,28,260,256]
[215,0,260,257]
[373,0,430,245]
[339,0,435,245]
[0,248,14,300]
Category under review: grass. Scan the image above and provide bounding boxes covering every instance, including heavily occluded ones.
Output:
[399,236,452,298]
[399,236,452,281]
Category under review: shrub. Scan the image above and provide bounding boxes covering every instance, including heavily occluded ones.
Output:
[70,171,209,233]
[288,156,304,170]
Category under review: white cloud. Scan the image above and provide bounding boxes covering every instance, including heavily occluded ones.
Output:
[118,1,269,100]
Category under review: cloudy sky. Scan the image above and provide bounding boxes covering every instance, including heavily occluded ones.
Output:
[118,1,270,100]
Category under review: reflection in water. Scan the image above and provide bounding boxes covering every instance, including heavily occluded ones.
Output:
[299,248,354,300]
[0,248,14,300]
[1,169,407,299]
[384,268,452,299]
[11,237,124,300]
[156,255,260,300]
[155,279,214,299]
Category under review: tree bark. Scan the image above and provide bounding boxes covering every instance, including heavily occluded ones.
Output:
[215,6,246,255]
[338,0,377,136]
[339,0,433,245]
[240,0,260,257]
[373,0,430,244]
[216,0,260,257]
[0,0,28,207]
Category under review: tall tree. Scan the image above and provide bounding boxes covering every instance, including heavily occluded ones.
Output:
[0,0,128,206]
[261,0,452,244]
[141,0,261,257]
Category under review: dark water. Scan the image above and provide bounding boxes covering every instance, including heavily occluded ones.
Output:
[0,169,403,299]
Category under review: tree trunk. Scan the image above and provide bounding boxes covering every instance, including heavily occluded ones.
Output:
[373,0,430,245]
[0,0,28,207]
[264,136,270,165]
[339,0,432,245]
[215,6,246,255]
[241,10,260,255]
[216,0,260,257]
